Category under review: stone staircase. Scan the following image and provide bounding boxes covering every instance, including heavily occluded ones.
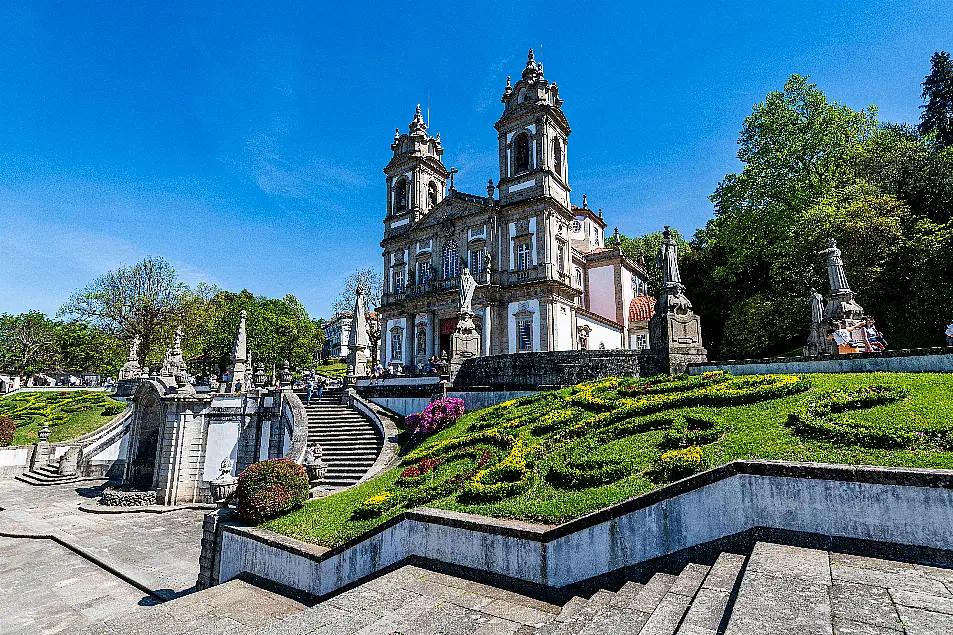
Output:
[296,387,383,489]
[15,462,78,486]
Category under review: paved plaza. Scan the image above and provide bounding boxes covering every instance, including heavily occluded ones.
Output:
[0,478,207,634]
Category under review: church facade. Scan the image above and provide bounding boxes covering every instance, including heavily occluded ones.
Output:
[377,51,654,372]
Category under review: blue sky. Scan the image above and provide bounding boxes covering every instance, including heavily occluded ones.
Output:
[0,1,950,319]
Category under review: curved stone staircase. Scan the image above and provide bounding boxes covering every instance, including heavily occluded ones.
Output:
[296,387,384,489]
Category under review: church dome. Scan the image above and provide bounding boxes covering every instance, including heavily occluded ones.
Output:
[629,296,657,322]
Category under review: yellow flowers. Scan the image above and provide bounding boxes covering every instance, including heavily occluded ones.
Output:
[659,445,704,478]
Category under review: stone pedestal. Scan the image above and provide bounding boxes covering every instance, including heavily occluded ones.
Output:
[648,304,708,375]
[449,313,481,380]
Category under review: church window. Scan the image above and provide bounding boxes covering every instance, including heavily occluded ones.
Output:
[637,334,649,350]
[417,260,431,284]
[557,243,565,274]
[553,139,563,178]
[514,132,530,173]
[574,267,583,289]
[470,248,484,274]
[442,240,459,279]
[579,333,588,350]
[392,268,404,294]
[516,242,531,271]
[395,179,408,212]
[428,182,438,210]
[391,328,403,361]
[516,318,533,351]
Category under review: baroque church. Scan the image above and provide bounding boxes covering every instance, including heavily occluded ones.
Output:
[378,50,654,371]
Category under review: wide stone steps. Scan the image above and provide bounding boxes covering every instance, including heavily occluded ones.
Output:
[76,578,308,635]
[296,389,383,489]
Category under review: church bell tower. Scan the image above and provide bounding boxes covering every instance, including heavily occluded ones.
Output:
[495,50,571,209]
[384,105,449,232]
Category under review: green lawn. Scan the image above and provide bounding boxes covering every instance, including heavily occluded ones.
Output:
[314,360,347,379]
[0,391,127,445]
[263,372,953,548]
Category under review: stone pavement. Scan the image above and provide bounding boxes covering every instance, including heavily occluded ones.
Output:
[0,478,207,633]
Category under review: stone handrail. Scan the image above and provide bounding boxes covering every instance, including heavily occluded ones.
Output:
[280,389,309,465]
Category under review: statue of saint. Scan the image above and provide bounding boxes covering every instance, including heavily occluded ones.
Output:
[656,226,682,286]
[458,266,477,315]
[810,288,825,326]
[818,238,851,294]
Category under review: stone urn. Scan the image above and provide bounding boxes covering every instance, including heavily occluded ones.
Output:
[37,424,51,442]
[304,444,328,484]
[209,457,238,507]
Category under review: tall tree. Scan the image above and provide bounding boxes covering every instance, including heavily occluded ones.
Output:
[0,312,60,379]
[59,256,189,366]
[55,321,125,376]
[920,51,953,149]
[698,75,879,357]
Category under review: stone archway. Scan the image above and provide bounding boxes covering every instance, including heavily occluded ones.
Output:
[127,385,163,490]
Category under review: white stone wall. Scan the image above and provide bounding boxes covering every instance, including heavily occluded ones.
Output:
[587,265,616,321]
[553,302,575,351]
[577,312,623,350]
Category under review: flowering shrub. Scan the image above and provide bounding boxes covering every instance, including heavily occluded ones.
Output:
[463,436,534,501]
[787,385,912,448]
[658,446,704,479]
[102,402,127,417]
[0,415,14,446]
[404,398,465,436]
[235,459,310,523]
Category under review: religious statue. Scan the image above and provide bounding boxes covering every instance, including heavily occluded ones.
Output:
[656,226,682,287]
[818,239,851,295]
[119,335,142,381]
[483,246,492,276]
[810,289,824,326]
[458,266,477,315]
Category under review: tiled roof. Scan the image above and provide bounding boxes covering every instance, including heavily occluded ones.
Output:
[628,295,656,322]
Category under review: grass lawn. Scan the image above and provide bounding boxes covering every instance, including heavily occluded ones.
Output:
[0,391,127,445]
[314,360,347,379]
[263,372,953,548]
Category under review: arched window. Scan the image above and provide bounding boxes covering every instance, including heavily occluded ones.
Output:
[428,182,438,210]
[442,240,459,279]
[514,133,530,173]
[553,139,563,178]
[394,179,408,212]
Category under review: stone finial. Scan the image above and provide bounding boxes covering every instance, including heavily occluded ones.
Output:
[582,194,588,209]
[394,127,400,141]
[598,208,603,219]
[614,227,620,243]
[409,104,427,136]
[487,179,495,199]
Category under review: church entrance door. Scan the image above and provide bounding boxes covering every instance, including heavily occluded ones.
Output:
[439,318,458,358]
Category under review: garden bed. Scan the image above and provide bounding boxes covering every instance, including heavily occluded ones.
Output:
[263,372,953,548]
[0,391,126,445]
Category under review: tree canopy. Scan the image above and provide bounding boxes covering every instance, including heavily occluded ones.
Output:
[920,50,953,149]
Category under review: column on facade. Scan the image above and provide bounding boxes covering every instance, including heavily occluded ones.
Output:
[482,305,492,356]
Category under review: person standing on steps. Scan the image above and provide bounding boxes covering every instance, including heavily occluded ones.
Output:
[317,377,327,402]
[306,376,315,405]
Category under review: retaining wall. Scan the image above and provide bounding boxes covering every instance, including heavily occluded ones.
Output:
[689,346,953,375]
[213,461,953,598]
[453,350,652,390]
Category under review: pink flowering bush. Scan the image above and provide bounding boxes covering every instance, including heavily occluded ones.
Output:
[404,398,465,436]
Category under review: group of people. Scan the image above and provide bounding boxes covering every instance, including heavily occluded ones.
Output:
[947,322,953,347]
[302,370,329,405]
[829,319,888,354]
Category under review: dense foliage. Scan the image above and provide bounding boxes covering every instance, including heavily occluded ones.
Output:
[235,459,311,523]
[678,69,953,358]
[920,51,953,149]
[0,391,124,445]
[264,372,953,547]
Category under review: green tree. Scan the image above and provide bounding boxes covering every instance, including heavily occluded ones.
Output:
[55,321,125,376]
[695,75,879,357]
[59,256,190,367]
[920,51,953,149]
[0,312,60,378]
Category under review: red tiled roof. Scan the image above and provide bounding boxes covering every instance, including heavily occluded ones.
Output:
[628,295,656,322]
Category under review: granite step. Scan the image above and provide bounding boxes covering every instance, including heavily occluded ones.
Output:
[724,542,833,635]
[675,552,746,635]
[15,470,78,486]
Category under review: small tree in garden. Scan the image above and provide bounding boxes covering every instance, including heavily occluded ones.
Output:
[405,398,465,436]
[234,459,310,523]
[0,415,15,446]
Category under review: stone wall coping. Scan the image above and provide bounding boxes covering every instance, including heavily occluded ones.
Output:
[690,346,953,368]
[220,459,953,564]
